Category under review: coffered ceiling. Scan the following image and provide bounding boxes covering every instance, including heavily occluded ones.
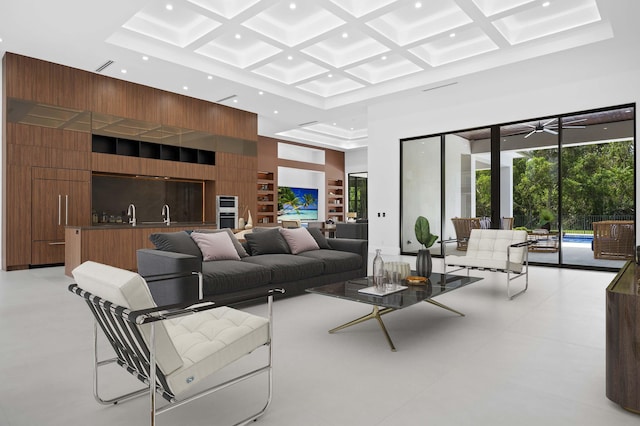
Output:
[0,0,633,150]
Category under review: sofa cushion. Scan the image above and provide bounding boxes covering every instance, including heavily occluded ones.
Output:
[279,227,319,254]
[306,227,332,249]
[193,228,249,258]
[201,260,271,295]
[242,254,324,284]
[150,231,202,260]
[245,227,291,255]
[191,232,241,261]
[298,249,363,274]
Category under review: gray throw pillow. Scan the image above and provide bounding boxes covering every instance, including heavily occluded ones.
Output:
[149,231,202,259]
[245,227,291,255]
[307,227,332,249]
[193,228,249,258]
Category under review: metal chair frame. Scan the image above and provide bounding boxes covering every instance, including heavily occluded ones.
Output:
[69,272,283,426]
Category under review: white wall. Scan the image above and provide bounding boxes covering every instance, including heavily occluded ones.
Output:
[367,41,640,255]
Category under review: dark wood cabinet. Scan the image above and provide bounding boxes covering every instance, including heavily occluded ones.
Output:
[31,168,90,265]
[606,261,640,413]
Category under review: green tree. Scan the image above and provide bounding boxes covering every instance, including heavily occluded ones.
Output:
[475,170,491,217]
[278,187,300,212]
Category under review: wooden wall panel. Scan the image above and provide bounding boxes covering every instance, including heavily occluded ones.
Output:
[51,61,91,110]
[4,53,53,103]
[91,153,216,181]
[4,165,32,269]
[91,74,129,117]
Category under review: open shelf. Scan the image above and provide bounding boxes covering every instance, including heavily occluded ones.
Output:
[327,178,345,223]
[91,135,215,165]
[257,171,277,225]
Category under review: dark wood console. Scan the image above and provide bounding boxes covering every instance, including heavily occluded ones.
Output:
[606,260,640,413]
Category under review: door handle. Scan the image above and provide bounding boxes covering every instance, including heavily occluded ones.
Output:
[58,195,62,226]
[65,195,69,225]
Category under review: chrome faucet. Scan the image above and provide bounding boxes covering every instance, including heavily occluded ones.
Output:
[127,203,136,227]
[162,204,171,226]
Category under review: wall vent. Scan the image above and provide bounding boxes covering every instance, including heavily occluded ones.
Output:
[216,94,237,102]
[95,60,114,73]
[298,120,319,127]
[422,82,458,92]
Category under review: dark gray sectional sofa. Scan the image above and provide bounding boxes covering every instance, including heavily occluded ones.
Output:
[137,227,368,305]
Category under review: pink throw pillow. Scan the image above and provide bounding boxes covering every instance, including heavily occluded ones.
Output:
[191,231,241,261]
[279,228,320,254]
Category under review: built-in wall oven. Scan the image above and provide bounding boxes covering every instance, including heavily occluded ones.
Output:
[216,195,238,229]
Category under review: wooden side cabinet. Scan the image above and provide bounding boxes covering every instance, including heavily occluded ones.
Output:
[606,260,640,414]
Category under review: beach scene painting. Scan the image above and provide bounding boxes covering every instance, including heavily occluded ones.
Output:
[278,186,318,221]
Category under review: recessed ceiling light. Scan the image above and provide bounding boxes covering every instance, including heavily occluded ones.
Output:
[542,1,550,7]
[0,38,3,43]
[350,127,354,130]
[342,32,348,38]
[287,55,293,60]
[603,127,608,130]
[233,99,238,103]
[235,33,241,39]
[258,91,264,95]
[381,55,387,60]
[289,2,296,10]
[142,56,149,61]
[450,33,456,38]
[333,123,337,126]
[274,110,279,114]
[166,4,173,11]
[207,75,213,80]
[328,73,333,78]
[415,1,422,8]
[183,86,188,91]
[121,69,127,74]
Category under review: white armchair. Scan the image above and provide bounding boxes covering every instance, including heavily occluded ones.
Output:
[444,229,532,299]
[69,261,283,425]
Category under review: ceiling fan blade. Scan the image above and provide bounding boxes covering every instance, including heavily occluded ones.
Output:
[542,118,557,126]
[543,128,558,135]
[562,125,586,129]
[562,118,587,125]
[523,124,537,129]
[524,129,536,138]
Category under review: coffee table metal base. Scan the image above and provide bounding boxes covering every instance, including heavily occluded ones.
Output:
[328,299,465,352]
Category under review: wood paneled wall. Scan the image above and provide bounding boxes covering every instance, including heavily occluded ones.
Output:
[4,53,258,141]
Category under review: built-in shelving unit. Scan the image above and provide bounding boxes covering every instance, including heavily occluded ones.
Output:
[92,135,215,165]
[257,171,277,225]
[327,178,344,223]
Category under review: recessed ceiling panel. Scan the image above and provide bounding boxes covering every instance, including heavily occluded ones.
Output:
[410,28,499,67]
[242,1,345,47]
[366,0,472,46]
[297,75,365,97]
[195,33,281,68]
[328,0,398,18]
[301,30,389,68]
[252,58,329,85]
[122,4,220,47]
[493,0,602,45]
[345,54,423,84]
[471,0,535,17]
[187,0,261,19]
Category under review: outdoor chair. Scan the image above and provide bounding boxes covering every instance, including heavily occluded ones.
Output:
[451,217,481,251]
[443,229,533,299]
[501,217,514,230]
[69,261,283,426]
[593,220,635,260]
[280,219,301,228]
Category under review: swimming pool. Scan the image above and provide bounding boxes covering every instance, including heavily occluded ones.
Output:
[562,234,593,244]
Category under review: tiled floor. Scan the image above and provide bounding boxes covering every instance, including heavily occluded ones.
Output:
[0,258,638,425]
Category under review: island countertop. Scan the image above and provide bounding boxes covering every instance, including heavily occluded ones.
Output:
[64,223,219,276]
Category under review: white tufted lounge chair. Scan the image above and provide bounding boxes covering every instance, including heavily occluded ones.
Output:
[444,229,532,299]
[69,261,283,425]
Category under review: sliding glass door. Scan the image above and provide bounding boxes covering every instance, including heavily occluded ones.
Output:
[400,104,635,271]
[401,136,442,255]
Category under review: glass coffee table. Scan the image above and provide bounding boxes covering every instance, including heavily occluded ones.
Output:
[307,272,482,351]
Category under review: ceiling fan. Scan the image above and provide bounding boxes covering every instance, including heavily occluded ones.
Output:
[523,118,586,138]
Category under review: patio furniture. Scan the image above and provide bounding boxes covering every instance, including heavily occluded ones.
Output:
[593,220,635,260]
[69,261,282,425]
[451,217,481,251]
[527,229,559,252]
[501,217,514,230]
[444,229,532,299]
